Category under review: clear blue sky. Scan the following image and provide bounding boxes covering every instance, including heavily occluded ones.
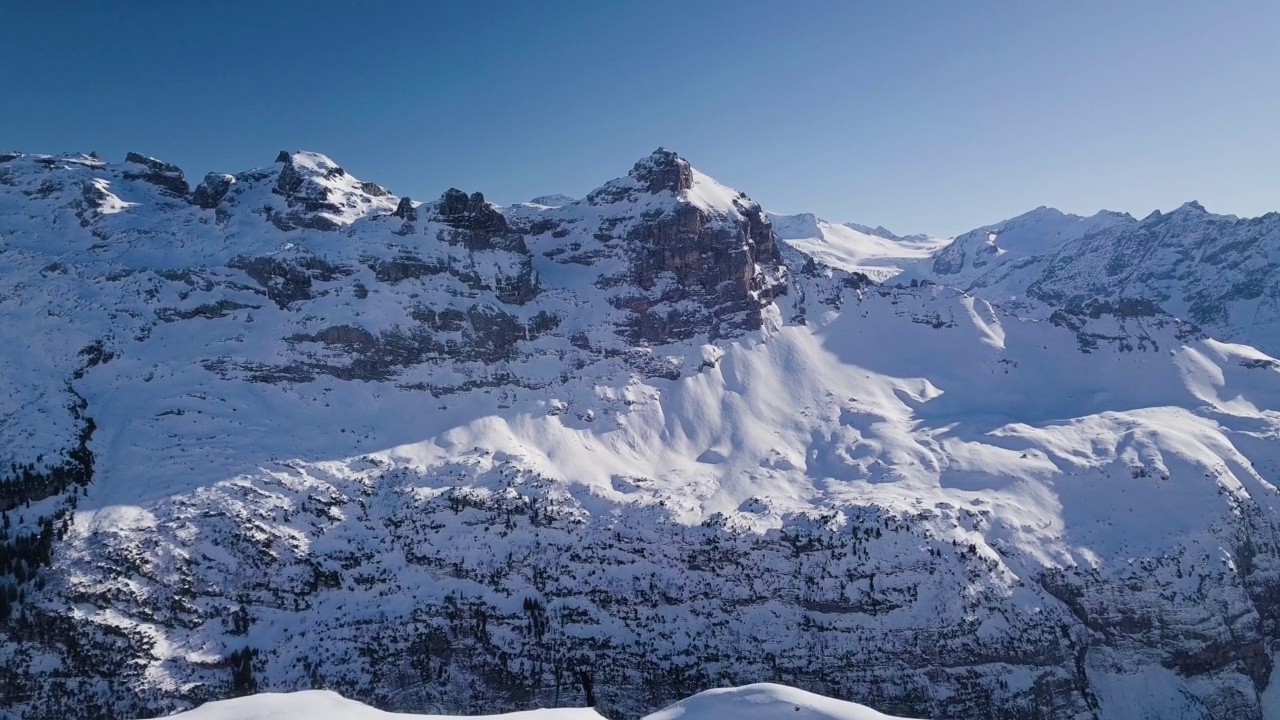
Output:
[2,1,1276,236]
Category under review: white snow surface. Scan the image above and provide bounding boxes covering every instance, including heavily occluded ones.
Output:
[644,684,917,720]
[768,212,947,281]
[142,690,606,720]
[143,684,918,720]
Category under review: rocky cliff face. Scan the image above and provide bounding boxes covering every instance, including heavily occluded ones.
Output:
[2,149,1280,720]
[508,148,786,346]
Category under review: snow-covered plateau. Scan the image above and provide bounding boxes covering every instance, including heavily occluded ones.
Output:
[1,147,1279,720]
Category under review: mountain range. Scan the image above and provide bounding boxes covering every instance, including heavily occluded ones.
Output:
[1,147,1278,720]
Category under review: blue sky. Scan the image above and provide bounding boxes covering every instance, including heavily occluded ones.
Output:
[2,1,1276,236]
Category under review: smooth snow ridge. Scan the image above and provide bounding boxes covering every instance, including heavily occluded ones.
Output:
[143,684,920,720]
[143,690,606,720]
[645,683,918,720]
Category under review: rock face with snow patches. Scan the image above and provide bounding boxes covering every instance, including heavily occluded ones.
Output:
[1,148,1280,720]
[508,148,786,345]
[926,204,1280,356]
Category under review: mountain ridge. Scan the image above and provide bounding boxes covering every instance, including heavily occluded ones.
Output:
[2,147,1280,720]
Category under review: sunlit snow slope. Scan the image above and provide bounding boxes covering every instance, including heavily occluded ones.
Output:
[145,684,917,720]
[768,212,945,282]
[143,689,606,720]
[645,684,918,720]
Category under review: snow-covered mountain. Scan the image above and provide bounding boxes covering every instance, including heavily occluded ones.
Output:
[924,203,1280,356]
[927,206,1137,295]
[1,147,1280,720]
[768,212,946,282]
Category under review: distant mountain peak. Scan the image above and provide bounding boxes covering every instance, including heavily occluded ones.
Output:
[525,194,576,208]
[842,221,907,242]
[580,148,751,221]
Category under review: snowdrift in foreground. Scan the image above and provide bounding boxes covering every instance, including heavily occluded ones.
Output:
[146,684,918,720]
[145,690,606,720]
[644,683,918,720]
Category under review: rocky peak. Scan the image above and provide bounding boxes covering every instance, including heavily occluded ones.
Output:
[274,151,333,199]
[526,151,786,344]
[192,173,235,209]
[392,196,417,221]
[1097,209,1137,222]
[630,147,693,195]
[434,188,508,235]
[263,151,398,231]
[121,152,189,197]
[585,148,699,206]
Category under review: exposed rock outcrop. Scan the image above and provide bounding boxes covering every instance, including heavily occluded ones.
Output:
[192,172,235,209]
[122,152,190,197]
[392,196,417,221]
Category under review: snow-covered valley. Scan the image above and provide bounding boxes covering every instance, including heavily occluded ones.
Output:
[2,148,1280,720]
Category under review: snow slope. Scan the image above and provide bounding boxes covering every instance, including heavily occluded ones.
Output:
[143,690,606,720]
[768,212,946,282]
[1,148,1280,720]
[927,206,1135,296]
[143,684,918,720]
[646,684,917,720]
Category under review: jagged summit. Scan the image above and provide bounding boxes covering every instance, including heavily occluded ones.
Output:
[230,149,399,230]
[436,187,502,227]
[630,146,693,194]
[584,147,688,205]
[505,148,786,344]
